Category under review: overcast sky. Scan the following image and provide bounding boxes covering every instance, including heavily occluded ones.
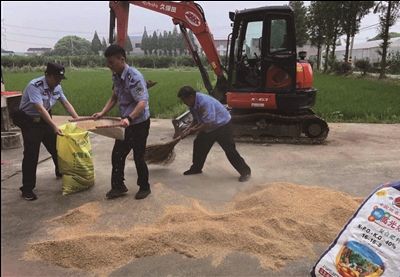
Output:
[2,1,399,52]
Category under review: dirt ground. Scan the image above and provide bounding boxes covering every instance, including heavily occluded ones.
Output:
[1,118,399,276]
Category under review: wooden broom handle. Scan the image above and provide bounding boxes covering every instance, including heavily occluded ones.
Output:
[69,116,121,122]
[95,123,126,129]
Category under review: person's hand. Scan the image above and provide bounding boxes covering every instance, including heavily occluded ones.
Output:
[54,126,64,136]
[181,127,193,138]
[92,112,104,120]
[120,118,130,128]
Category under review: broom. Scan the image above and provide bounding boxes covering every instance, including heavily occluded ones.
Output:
[144,124,201,165]
[70,117,185,164]
[144,136,182,165]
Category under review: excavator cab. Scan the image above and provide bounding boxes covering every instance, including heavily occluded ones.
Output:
[227,7,312,111]
[229,7,296,92]
[224,6,328,143]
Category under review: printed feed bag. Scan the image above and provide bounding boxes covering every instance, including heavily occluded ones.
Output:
[311,181,400,277]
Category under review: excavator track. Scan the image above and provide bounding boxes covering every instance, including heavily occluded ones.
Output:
[230,109,329,144]
[172,109,329,144]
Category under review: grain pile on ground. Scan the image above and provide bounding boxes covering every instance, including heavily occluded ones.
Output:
[43,202,102,239]
[25,182,361,275]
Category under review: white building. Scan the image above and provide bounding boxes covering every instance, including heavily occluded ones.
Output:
[128,35,144,55]
[335,38,400,64]
[26,47,52,56]
[214,39,229,56]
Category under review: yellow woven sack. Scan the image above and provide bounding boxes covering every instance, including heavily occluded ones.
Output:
[57,123,94,195]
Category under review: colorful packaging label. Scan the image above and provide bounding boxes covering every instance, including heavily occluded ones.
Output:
[311,181,400,277]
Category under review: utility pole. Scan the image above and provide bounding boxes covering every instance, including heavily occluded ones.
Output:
[1,18,7,50]
[349,35,355,64]
[69,38,74,67]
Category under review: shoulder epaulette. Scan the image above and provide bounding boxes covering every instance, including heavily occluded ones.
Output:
[34,80,43,87]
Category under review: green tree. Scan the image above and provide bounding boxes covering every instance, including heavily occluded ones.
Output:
[91,31,102,54]
[52,36,92,56]
[166,31,174,56]
[150,31,159,55]
[141,27,149,55]
[342,1,374,62]
[289,1,309,47]
[172,26,179,56]
[375,1,400,79]
[320,1,344,72]
[125,35,133,55]
[177,29,186,55]
[307,1,326,70]
[101,37,108,51]
[160,31,168,55]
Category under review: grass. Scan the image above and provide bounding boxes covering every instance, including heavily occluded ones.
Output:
[3,67,203,118]
[3,68,400,123]
[313,73,400,123]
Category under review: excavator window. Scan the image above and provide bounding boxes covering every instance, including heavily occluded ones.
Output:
[266,17,293,90]
[233,19,263,89]
[270,19,288,53]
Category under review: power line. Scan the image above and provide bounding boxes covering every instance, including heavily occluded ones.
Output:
[3,23,159,37]
[3,23,181,37]
[1,18,7,49]
[4,39,53,47]
[3,23,104,36]
[6,32,62,40]
[359,23,380,30]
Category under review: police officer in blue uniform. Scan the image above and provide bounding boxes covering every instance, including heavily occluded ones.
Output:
[178,86,251,182]
[93,44,151,200]
[13,63,79,200]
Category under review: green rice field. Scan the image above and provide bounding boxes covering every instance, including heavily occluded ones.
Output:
[3,68,400,123]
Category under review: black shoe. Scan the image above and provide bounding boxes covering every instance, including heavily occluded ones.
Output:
[238,173,251,182]
[183,169,203,175]
[22,191,38,201]
[106,186,128,199]
[135,188,151,200]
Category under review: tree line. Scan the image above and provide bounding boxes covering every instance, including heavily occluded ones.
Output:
[140,26,197,56]
[3,1,399,78]
[291,1,400,79]
[44,26,192,57]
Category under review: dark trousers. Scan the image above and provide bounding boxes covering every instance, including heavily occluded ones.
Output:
[20,122,59,193]
[111,118,150,190]
[190,121,251,176]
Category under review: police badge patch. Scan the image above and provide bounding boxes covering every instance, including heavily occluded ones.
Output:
[34,80,43,87]
[130,80,144,96]
[135,83,144,96]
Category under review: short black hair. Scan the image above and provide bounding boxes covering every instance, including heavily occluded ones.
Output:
[177,86,196,98]
[104,44,126,59]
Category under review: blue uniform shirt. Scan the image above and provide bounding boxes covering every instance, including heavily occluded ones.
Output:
[190,92,231,132]
[112,65,150,125]
[19,76,67,116]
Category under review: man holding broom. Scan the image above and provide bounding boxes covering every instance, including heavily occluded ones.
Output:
[178,86,251,182]
[93,44,151,200]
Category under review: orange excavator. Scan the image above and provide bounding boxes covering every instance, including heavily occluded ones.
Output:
[109,1,329,143]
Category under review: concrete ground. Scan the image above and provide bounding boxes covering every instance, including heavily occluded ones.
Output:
[1,118,399,277]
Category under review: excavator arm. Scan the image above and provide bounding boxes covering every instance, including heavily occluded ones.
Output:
[109,1,228,100]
